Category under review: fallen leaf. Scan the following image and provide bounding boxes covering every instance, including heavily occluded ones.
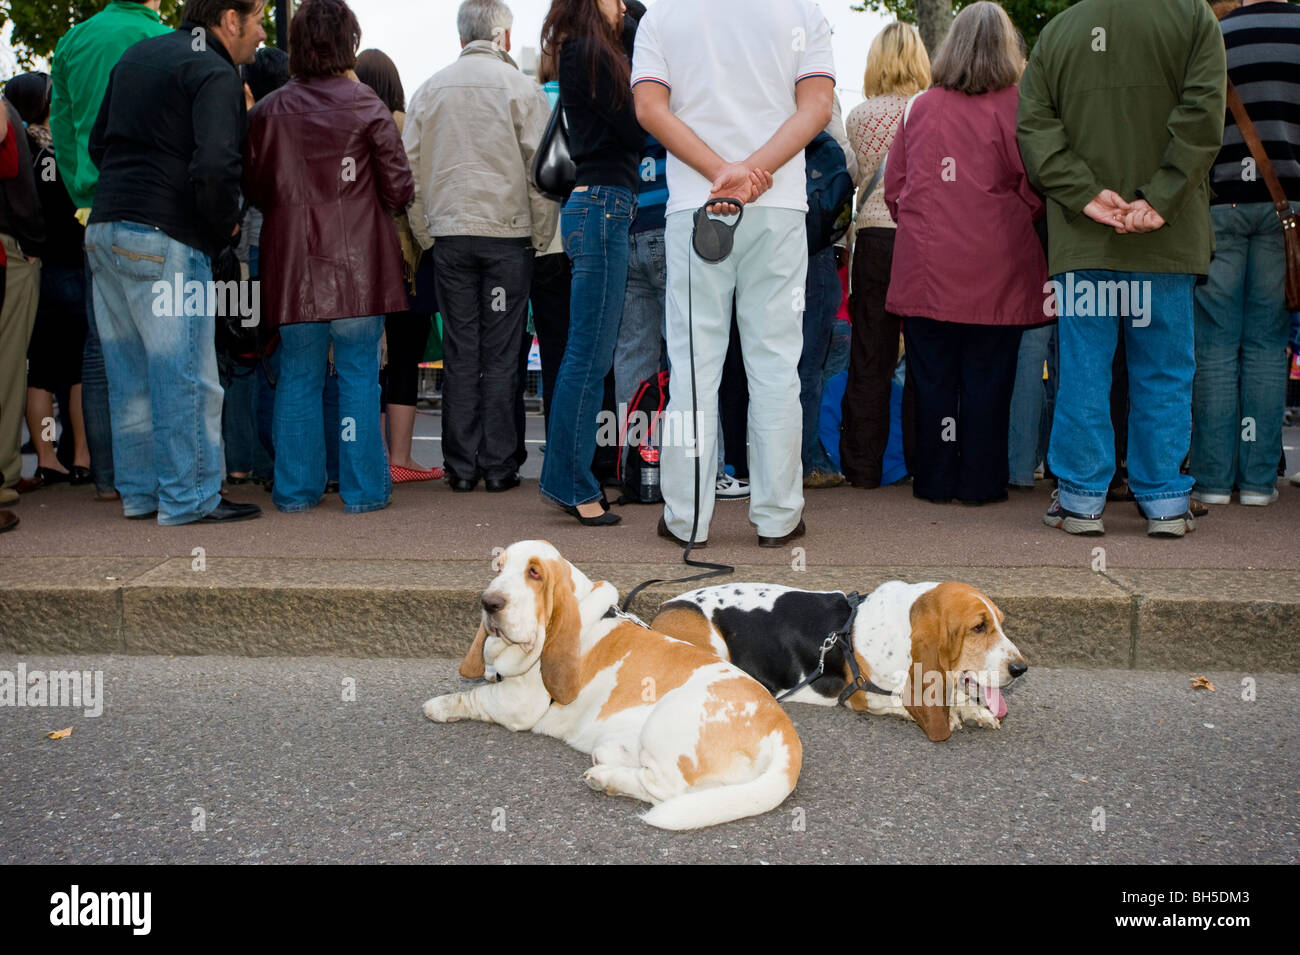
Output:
[1190,676,1215,691]
[47,727,73,740]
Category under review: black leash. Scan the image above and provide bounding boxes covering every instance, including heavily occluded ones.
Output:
[774,591,896,705]
[621,199,744,613]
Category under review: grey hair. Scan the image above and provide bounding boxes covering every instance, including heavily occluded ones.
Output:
[457,0,513,44]
[930,0,1023,96]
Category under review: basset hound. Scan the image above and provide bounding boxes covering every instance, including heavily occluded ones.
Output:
[422,541,803,830]
[650,581,1029,742]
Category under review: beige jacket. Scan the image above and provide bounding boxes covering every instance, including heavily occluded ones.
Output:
[403,41,557,251]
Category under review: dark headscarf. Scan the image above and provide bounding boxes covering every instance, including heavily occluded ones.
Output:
[2,72,52,127]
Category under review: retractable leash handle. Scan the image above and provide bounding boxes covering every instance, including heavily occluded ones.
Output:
[620,199,744,613]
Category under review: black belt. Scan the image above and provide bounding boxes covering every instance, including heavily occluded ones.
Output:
[775,592,895,705]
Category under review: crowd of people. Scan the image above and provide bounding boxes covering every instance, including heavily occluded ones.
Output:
[0,0,1296,541]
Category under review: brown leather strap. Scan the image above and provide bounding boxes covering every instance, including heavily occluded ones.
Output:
[1226,80,1290,214]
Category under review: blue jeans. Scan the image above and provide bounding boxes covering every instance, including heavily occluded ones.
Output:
[615,226,667,462]
[539,185,634,508]
[799,246,839,475]
[1049,270,1196,519]
[1190,202,1295,496]
[1007,322,1055,486]
[81,256,115,494]
[85,221,223,524]
[273,316,388,513]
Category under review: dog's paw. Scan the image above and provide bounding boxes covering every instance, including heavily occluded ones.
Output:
[956,702,1000,729]
[422,695,461,722]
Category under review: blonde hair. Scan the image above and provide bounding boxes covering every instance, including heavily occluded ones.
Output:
[930,1,1024,95]
[862,22,932,99]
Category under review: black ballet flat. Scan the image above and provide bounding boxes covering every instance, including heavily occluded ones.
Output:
[35,466,72,486]
[564,504,621,527]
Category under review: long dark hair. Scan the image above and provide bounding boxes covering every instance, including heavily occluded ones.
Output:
[540,0,630,108]
[356,48,405,113]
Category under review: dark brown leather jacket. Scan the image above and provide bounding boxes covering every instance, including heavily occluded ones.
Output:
[244,74,415,327]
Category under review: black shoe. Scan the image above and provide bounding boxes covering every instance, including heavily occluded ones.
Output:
[758,518,805,548]
[959,494,1008,506]
[198,499,262,523]
[657,516,705,548]
[69,466,93,486]
[0,510,17,533]
[36,466,72,486]
[485,473,520,493]
[325,481,340,494]
[565,504,621,526]
[447,472,478,492]
[125,510,157,521]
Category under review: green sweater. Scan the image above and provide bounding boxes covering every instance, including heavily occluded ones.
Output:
[49,0,171,209]
[1017,0,1226,276]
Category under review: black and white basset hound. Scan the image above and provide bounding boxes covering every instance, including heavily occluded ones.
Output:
[651,580,1029,742]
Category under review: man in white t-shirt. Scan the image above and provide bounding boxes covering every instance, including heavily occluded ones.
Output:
[632,0,835,547]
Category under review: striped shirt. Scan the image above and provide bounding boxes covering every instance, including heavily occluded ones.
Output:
[1211,1,1300,205]
[631,134,667,235]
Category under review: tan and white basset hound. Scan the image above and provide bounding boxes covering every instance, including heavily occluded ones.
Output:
[422,541,803,830]
[651,581,1029,742]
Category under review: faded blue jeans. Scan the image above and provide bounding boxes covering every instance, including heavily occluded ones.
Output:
[1049,270,1195,519]
[615,225,667,473]
[539,185,634,508]
[273,316,388,513]
[85,221,224,524]
[1190,201,1295,496]
[1007,322,1056,486]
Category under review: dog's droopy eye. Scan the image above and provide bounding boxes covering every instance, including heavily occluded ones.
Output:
[528,566,542,581]
[972,622,987,634]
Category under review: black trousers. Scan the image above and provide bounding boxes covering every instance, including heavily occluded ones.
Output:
[901,315,1023,502]
[381,311,432,408]
[840,228,900,486]
[530,251,571,431]
[432,236,533,482]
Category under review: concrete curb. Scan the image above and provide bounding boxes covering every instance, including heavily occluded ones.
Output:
[2,557,1296,670]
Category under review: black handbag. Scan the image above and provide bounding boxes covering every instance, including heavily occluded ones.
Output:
[533,100,576,203]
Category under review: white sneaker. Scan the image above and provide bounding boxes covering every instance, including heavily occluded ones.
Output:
[1291,472,1300,488]
[1239,488,1279,506]
[715,474,750,500]
[1148,511,1196,538]
[1191,490,1231,505]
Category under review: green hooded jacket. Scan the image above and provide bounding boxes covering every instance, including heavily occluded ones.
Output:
[49,0,171,210]
[1017,0,1226,276]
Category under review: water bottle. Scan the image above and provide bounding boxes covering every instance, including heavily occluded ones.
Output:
[638,447,662,503]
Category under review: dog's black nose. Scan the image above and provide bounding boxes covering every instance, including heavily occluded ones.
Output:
[1009,661,1028,678]
[481,591,507,614]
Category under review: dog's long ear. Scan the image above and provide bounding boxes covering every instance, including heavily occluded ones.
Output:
[458,621,488,679]
[903,588,953,742]
[539,560,583,705]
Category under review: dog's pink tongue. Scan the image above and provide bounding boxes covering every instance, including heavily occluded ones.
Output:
[986,686,1007,719]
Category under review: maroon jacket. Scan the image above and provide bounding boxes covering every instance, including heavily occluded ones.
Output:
[884,85,1048,326]
[244,74,415,327]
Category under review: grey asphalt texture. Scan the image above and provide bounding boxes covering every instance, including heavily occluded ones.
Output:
[1,655,1294,864]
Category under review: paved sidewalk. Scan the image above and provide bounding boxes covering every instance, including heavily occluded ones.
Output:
[1,479,1297,668]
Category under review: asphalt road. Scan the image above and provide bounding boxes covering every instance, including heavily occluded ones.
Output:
[0,655,1294,864]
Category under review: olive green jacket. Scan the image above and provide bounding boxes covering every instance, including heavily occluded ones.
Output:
[1017,0,1226,276]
